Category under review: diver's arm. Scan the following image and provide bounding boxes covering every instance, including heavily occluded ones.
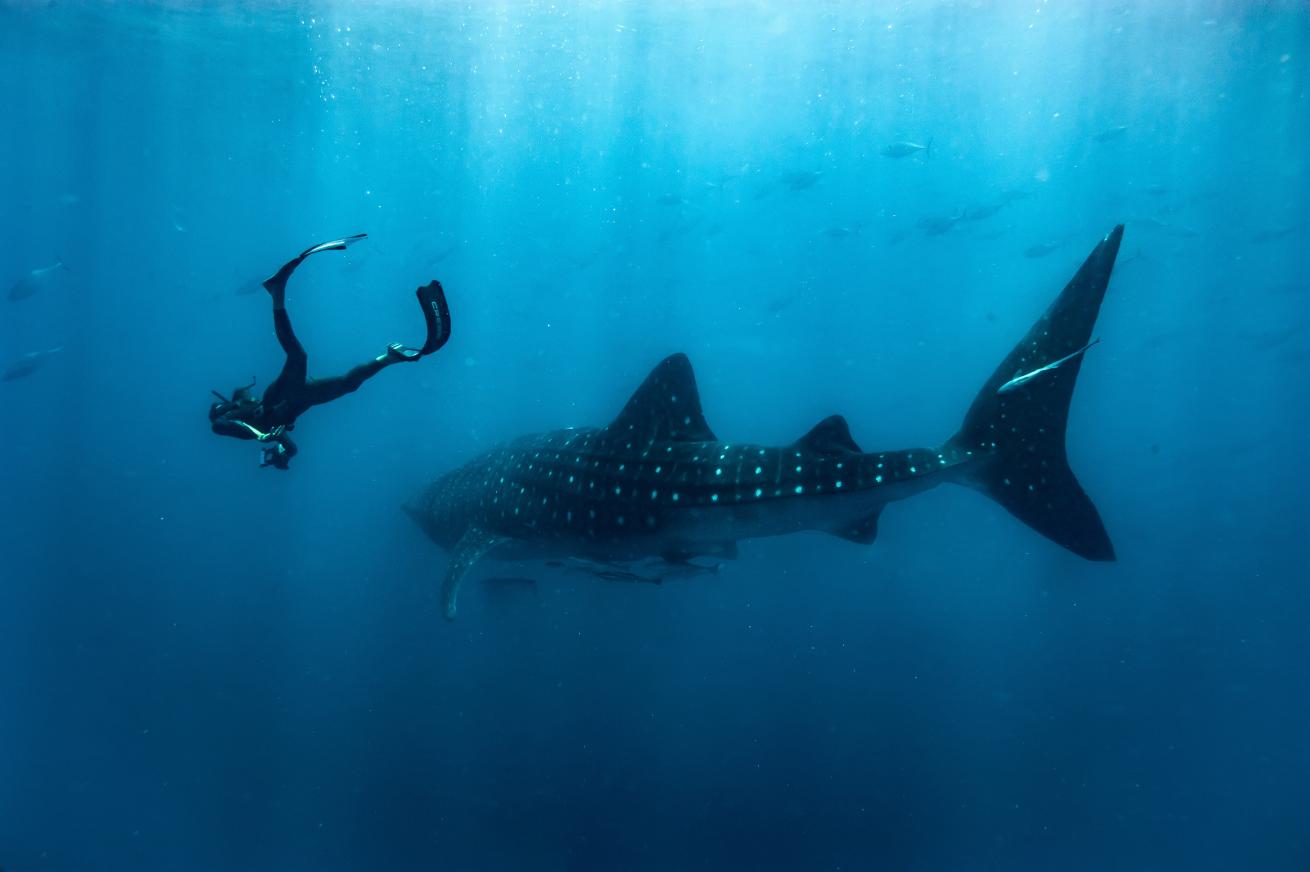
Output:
[235,420,272,440]
[211,417,261,440]
[212,418,285,443]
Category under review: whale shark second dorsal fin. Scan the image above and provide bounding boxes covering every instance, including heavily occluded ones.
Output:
[792,414,862,455]
[606,353,718,443]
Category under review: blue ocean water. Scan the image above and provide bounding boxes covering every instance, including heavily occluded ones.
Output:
[2,2,1307,869]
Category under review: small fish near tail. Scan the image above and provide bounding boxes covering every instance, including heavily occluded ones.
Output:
[945,225,1124,561]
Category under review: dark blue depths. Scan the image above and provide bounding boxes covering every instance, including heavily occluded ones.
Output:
[1,3,1307,870]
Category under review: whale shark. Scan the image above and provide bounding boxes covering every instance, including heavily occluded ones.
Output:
[407,225,1125,620]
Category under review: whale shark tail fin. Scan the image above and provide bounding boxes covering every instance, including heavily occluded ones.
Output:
[947,225,1123,561]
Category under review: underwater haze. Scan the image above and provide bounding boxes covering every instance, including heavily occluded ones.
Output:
[2,2,1308,869]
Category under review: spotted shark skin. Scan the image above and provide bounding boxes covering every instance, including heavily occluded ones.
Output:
[408,226,1125,620]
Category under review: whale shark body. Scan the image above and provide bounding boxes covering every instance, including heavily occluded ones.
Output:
[407,226,1125,620]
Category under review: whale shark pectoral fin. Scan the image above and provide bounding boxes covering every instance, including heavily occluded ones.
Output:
[828,507,883,544]
[441,526,506,621]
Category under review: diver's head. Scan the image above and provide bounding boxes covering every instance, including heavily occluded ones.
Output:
[209,393,260,422]
[209,379,259,420]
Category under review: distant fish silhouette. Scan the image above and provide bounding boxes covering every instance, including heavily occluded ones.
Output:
[425,241,459,266]
[780,170,822,191]
[3,347,63,382]
[1093,125,1129,143]
[1268,281,1307,296]
[1249,225,1299,244]
[822,225,861,239]
[1024,240,1063,258]
[656,193,689,206]
[567,248,603,270]
[1131,217,1200,239]
[7,260,68,301]
[880,139,931,159]
[962,202,1004,222]
[766,292,802,314]
[918,211,964,236]
[1244,323,1305,352]
[1116,250,1146,269]
[234,276,264,296]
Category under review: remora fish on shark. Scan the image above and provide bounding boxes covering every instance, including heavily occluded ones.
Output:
[407,226,1126,620]
[997,338,1100,394]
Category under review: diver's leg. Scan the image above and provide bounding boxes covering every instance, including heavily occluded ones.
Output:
[300,343,418,407]
[261,307,309,410]
[271,308,306,359]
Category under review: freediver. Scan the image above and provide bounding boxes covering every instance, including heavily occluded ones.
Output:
[208,234,450,469]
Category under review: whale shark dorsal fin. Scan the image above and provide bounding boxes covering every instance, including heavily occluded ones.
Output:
[441,526,506,621]
[793,414,862,455]
[606,353,718,443]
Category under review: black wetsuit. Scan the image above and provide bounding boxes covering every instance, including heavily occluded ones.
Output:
[209,233,450,470]
[267,307,396,415]
[209,308,394,468]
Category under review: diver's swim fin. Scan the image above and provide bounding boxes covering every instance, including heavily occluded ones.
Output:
[298,233,367,259]
[264,233,368,291]
[416,280,451,355]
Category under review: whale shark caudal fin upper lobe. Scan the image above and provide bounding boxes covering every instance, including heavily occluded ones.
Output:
[946,225,1123,561]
